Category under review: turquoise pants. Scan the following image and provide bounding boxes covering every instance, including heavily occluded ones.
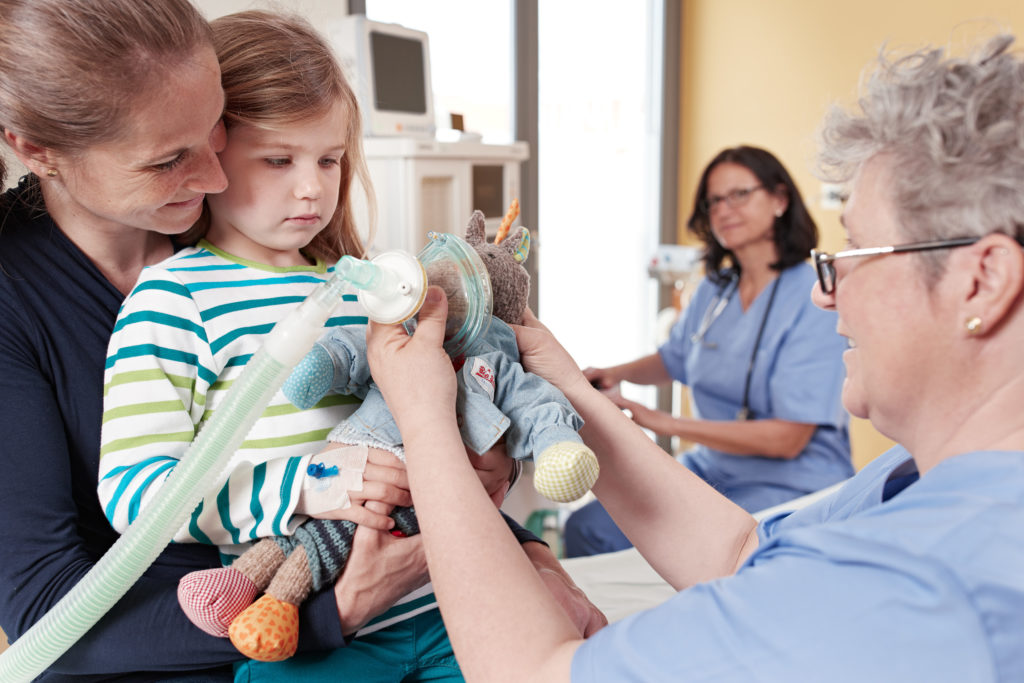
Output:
[234,607,463,682]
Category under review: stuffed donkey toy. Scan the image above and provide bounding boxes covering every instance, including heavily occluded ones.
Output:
[177,210,599,661]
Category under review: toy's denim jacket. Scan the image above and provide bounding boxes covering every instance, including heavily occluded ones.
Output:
[289,318,584,461]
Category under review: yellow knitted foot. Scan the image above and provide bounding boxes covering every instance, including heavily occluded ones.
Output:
[228,594,299,662]
[533,442,599,503]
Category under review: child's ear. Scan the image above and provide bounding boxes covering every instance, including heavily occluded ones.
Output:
[3,129,58,177]
[464,210,487,246]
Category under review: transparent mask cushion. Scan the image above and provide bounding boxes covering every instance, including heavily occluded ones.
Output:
[404,231,493,358]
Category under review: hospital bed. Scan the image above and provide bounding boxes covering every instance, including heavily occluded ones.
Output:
[559,482,845,623]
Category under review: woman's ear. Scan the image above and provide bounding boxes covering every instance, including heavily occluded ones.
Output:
[959,232,1024,337]
[3,129,57,177]
[771,184,789,217]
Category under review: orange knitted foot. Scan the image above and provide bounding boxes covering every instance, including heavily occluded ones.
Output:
[228,594,299,662]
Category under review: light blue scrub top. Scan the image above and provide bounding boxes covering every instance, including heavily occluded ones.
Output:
[658,262,852,501]
[573,446,1024,681]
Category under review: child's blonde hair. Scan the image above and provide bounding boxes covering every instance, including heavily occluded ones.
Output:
[183,9,375,261]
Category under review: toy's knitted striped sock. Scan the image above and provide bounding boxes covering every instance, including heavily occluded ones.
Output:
[227,511,420,661]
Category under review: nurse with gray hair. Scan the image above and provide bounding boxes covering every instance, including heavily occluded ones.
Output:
[368,34,1024,681]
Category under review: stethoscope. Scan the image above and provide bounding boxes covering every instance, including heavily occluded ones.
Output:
[690,273,738,350]
[691,270,781,421]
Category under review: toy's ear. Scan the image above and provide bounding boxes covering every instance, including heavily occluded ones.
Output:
[465,210,487,246]
[502,227,531,264]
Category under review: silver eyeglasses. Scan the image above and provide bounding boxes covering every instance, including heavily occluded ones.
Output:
[700,185,764,213]
[811,236,980,294]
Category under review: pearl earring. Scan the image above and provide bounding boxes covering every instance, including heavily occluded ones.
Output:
[966,316,983,335]
[774,208,783,218]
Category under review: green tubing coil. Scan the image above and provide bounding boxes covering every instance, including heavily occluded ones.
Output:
[0,349,287,682]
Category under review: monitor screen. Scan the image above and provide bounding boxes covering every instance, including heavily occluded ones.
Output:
[370,31,428,114]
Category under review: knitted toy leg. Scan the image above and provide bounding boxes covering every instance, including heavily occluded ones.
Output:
[228,517,355,661]
[226,511,419,661]
[533,442,600,503]
[177,539,287,637]
[229,545,313,661]
[390,506,420,536]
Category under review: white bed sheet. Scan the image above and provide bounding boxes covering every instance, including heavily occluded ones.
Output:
[559,482,844,623]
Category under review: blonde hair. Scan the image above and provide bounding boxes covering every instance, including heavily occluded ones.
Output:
[0,0,213,188]
[181,10,376,262]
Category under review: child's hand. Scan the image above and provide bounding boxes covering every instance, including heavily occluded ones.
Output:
[367,286,457,436]
[299,446,413,530]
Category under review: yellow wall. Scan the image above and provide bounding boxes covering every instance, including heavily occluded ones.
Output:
[677,0,1024,469]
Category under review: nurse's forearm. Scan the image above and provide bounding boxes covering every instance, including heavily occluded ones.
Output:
[607,352,673,386]
[403,420,580,682]
[665,416,816,459]
[563,381,760,589]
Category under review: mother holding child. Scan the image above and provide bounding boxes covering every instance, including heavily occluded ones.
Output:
[0,1,598,681]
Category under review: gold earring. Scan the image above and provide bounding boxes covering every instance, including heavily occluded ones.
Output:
[966,316,983,335]
[45,168,58,177]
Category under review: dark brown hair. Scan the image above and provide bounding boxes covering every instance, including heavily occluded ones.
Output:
[686,146,818,284]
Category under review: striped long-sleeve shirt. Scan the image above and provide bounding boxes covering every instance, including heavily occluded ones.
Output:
[99,240,365,559]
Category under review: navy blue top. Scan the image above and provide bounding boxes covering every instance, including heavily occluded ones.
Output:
[0,178,540,681]
[0,178,256,680]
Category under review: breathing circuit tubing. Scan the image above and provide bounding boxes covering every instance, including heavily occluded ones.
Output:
[0,247,436,682]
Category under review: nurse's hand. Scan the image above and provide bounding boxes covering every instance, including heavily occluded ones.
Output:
[521,541,608,637]
[367,286,458,438]
[512,309,590,396]
[581,366,620,393]
[611,394,676,435]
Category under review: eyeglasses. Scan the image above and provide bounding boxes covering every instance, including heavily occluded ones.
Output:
[700,186,764,213]
[811,236,980,294]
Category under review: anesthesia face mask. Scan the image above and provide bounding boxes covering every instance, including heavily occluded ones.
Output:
[334,231,493,358]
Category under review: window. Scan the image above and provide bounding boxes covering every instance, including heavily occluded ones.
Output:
[366,1,514,142]
[537,2,663,412]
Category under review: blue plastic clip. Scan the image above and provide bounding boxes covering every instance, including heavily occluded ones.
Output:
[307,462,340,479]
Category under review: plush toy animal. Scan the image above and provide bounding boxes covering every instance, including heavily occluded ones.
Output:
[177,210,599,661]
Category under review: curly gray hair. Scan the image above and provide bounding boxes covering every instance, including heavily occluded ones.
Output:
[818,35,1024,278]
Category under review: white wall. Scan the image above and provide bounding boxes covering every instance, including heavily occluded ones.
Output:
[195,0,348,23]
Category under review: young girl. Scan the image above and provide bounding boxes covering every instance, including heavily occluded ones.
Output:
[98,10,495,680]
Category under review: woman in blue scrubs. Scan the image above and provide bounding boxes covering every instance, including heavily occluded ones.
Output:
[366,35,1024,680]
[566,146,851,556]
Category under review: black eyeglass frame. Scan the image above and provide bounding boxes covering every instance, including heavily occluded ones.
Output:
[699,185,765,213]
[810,236,981,294]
